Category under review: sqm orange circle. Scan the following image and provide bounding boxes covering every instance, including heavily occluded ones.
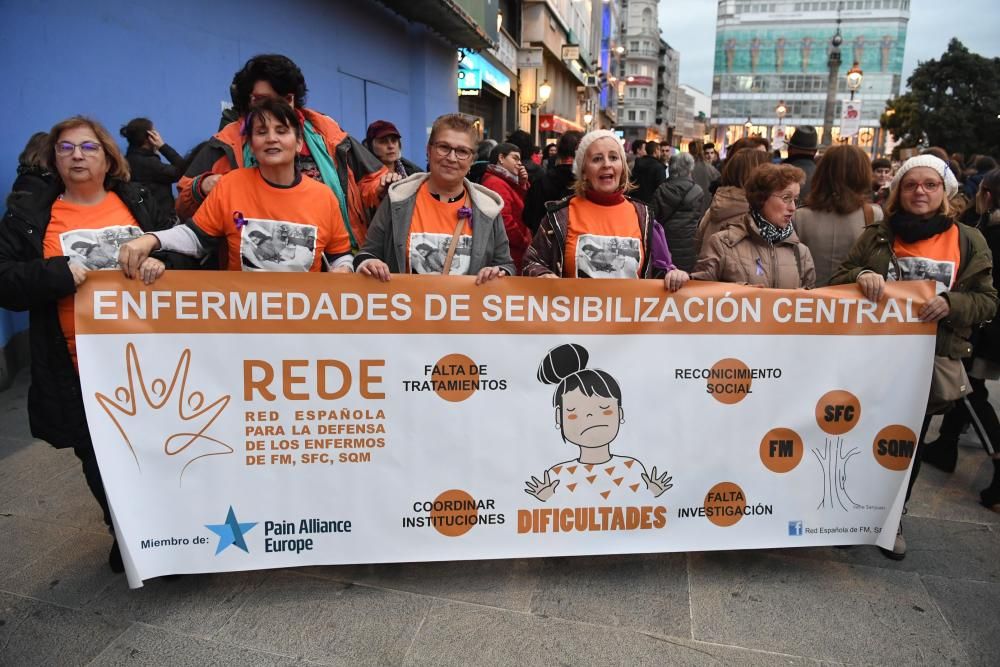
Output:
[703,481,747,527]
[759,427,804,473]
[432,353,479,402]
[815,390,861,435]
[429,489,478,537]
[707,358,752,405]
[872,425,918,471]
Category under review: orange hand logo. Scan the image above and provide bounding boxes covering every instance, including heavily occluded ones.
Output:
[95,343,232,485]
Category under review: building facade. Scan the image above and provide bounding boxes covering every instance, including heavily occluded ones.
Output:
[657,40,680,143]
[618,0,662,143]
[710,0,909,153]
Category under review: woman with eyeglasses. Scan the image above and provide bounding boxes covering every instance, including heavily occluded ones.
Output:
[354,114,514,282]
[830,154,998,560]
[691,162,816,289]
[0,117,181,574]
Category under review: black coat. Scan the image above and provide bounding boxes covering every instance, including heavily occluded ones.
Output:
[11,165,55,197]
[523,164,575,233]
[0,180,179,449]
[972,212,1000,363]
[630,155,667,205]
[783,155,816,203]
[651,176,704,272]
[126,145,185,218]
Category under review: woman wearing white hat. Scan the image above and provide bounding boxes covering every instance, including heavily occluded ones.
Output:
[830,154,998,560]
[522,130,689,290]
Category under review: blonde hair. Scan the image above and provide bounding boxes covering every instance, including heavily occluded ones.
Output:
[47,116,130,185]
[883,171,953,220]
[572,135,635,197]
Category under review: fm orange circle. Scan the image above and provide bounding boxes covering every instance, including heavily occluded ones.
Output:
[703,481,747,527]
[707,358,752,405]
[759,427,804,473]
[429,489,478,537]
[432,353,478,402]
[872,425,918,471]
[815,390,861,435]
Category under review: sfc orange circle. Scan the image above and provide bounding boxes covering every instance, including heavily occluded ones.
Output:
[815,390,861,435]
[429,489,478,537]
[707,358,752,405]
[432,353,479,402]
[872,425,918,471]
[703,481,747,527]
[759,427,804,473]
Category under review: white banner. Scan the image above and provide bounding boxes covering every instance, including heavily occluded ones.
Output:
[841,99,863,138]
[75,274,935,588]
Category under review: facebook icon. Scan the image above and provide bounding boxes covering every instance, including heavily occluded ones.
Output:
[788,521,803,536]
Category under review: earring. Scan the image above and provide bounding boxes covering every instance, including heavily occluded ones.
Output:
[619,417,625,424]
[555,423,561,429]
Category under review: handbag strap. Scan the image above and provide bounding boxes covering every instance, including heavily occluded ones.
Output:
[441,219,465,275]
[862,203,874,227]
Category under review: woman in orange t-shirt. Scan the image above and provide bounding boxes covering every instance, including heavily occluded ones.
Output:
[0,117,179,574]
[120,98,353,275]
[522,130,689,291]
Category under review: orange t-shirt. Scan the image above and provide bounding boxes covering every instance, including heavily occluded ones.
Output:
[193,168,350,272]
[563,197,644,278]
[406,184,473,275]
[890,224,961,294]
[43,193,141,366]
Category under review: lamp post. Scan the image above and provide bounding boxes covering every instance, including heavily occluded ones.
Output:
[820,19,843,148]
[534,79,552,147]
[846,61,863,100]
[744,117,753,138]
[774,100,787,151]
[583,110,594,129]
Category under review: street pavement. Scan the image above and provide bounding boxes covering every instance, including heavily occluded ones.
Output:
[1,369,998,666]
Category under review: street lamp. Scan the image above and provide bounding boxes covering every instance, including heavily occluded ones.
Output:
[533,79,553,146]
[846,61,863,100]
[583,111,594,127]
[820,19,843,147]
[744,117,753,137]
[538,80,552,106]
[775,100,787,125]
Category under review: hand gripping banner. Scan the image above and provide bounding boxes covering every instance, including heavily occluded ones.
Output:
[74,273,935,588]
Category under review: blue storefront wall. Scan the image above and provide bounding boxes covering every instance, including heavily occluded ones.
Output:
[0,0,458,346]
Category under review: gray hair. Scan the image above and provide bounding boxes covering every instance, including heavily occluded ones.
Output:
[668,152,695,179]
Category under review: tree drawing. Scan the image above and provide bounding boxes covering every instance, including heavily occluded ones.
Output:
[812,437,861,511]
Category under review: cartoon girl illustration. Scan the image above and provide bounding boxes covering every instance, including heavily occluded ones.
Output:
[524,344,672,503]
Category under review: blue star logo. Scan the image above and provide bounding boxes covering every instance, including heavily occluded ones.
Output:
[205,506,258,555]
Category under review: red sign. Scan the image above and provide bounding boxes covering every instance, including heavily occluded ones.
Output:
[538,114,585,134]
[539,114,554,131]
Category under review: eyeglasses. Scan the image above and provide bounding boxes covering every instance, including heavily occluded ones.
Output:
[55,141,102,157]
[901,180,943,193]
[430,142,474,161]
[770,193,798,207]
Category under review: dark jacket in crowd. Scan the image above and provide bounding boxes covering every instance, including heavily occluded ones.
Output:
[11,165,55,197]
[630,155,666,205]
[0,181,184,450]
[651,176,704,272]
[782,155,816,202]
[522,163,575,233]
[972,210,1000,363]
[126,145,185,220]
[690,159,720,218]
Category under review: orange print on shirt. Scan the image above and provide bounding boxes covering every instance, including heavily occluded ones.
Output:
[891,224,960,293]
[563,197,644,278]
[407,185,473,275]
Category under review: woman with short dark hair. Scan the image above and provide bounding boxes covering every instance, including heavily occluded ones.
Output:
[120,117,185,220]
[481,142,531,272]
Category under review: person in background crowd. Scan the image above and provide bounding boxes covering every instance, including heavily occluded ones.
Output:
[176,54,391,251]
[10,132,54,197]
[627,139,646,170]
[658,142,672,166]
[120,118,185,222]
[0,117,183,574]
[543,143,558,171]
[726,137,769,156]
[872,157,893,209]
[506,130,541,184]
[469,139,497,184]
[782,126,818,203]
[695,148,771,254]
[652,152,704,273]
[830,154,997,559]
[771,149,783,164]
[630,140,666,205]
[523,131,582,234]
[922,167,1000,513]
[355,113,513,282]
[522,129,688,291]
[119,99,353,276]
[481,142,531,272]
[689,139,720,219]
[693,163,815,289]
[364,120,421,179]
[794,145,882,286]
[964,155,998,200]
[703,142,721,170]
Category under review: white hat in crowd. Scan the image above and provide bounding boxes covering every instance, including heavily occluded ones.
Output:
[573,130,626,181]
[890,154,959,199]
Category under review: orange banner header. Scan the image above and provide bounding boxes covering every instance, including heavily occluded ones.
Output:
[75,273,937,336]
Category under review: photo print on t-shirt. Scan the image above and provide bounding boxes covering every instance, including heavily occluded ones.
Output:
[575,234,641,278]
[409,232,472,275]
[888,256,956,294]
[60,226,143,270]
[240,219,317,272]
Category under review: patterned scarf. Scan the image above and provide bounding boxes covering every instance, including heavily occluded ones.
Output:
[751,208,794,244]
[486,163,520,187]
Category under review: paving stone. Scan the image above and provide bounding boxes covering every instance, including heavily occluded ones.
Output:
[86,569,269,636]
[0,514,78,583]
[89,623,303,666]
[402,599,819,666]
[0,590,129,665]
[300,557,540,611]
[0,440,78,506]
[529,553,690,636]
[688,550,966,664]
[0,374,33,443]
[215,570,430,665]
[922,575,1000,667]
[908,440,1000,525]
[2,465,109,533]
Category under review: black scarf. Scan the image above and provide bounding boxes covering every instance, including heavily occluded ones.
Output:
[888,211,953,243]
[750,208,794,244]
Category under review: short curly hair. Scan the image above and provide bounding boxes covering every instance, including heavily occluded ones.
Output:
[744,163,805,211]
[231,54,308,115]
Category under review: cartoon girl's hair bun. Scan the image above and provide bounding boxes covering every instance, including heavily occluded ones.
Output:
[537,344,588,384]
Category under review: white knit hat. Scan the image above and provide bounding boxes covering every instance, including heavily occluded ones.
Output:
[573,130,627,181]
[890,154,959,199]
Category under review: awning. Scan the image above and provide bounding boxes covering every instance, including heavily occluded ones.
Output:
[539,114,585,134]
[375,0,496,50]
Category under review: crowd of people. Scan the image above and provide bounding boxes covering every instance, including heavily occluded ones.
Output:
[3,51,1000,573]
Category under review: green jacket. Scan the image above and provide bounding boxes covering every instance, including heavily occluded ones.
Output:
[830,218,997,359]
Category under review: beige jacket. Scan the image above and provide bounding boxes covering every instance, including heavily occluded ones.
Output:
[793,204,882,287]
[695,186,749,255]
[693,212,816,289]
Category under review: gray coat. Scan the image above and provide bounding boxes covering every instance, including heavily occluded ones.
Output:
[354,172,515,276]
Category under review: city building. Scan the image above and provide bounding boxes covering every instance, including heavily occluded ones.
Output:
[710,0,909,154]
[656,39,680,143]
[458,0,520,141]
[677,84,712,145]
[618,0,662,144]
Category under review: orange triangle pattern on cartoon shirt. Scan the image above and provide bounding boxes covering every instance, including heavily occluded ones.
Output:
[566,483,577,492]
[552,466,562,474]
[586,475,597,484]
[630,483,640,492]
